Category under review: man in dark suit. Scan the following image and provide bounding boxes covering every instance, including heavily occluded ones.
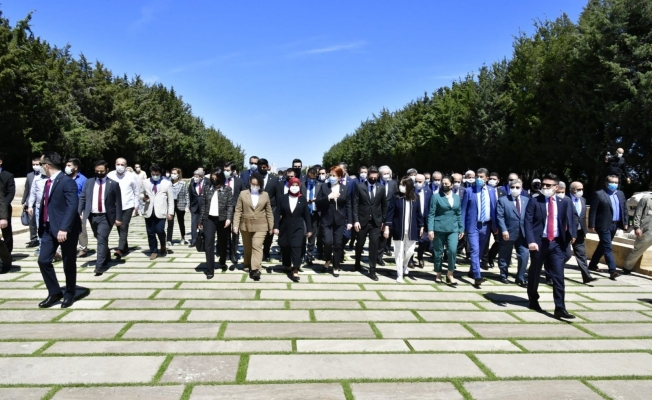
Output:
[240,156,259,188]
[483,172,507,270]
[0,152,16,254]
[412,174,433,268]
[588,174,628,280]
[224,161,245,264]
[79,160,122,275]
[188,170,209,247]
[377,165,397,265]
[569,181,598,284]
[22,157,43,247]
[276,168,307,199]
[525,173,576,319]
[290,158,307,185]
[304,167,322,265]
[496,179,529,286]
[37,151,82,308]
[0,180,11,273]
[258,158,279,261]
[350,166,387,275]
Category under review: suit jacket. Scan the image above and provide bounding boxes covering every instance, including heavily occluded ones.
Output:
[350,182,387,228]
[188,177,210,213]
[261,173,279,209]
[0,181,7,219]
[461,185,498,233]
[38,172,81,236]
[380,179,398,200]
[200,185,234,222]
[22,171,36,205]
[497,194,529,240]
[494,186,507,198]
[0,169,15,212]
[589,188,628,231]
[274,194,312,247]
[316,182,349,226]
[385,194,424,241]
[416,187,433,233]
[79,178,123,225]
[524,194,576,248]
[240,169,253,187]
[140,179,175,219]
[570,195,588,234]
[226,176,245,204]
[234,190,274,232]
[428,192,463,233]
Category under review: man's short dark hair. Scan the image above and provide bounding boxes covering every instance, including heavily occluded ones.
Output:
[359,166,368,172]
[42,152,63,169]
[477,168,489,176]
[338,162,348,170]
[67,158,81,168]
[307,167,317,177]
[94,159,109,169]
[368,166,379,175]
[249,156,259,162]
[150,164,162,173]
[605,174,619,183]
[32,157,41,162]
[224,161,237,172]
[258,158,269,167]
[313,164,322,169]
[489,172,500,179]
[292,159,302,166]
[542,173,559,184]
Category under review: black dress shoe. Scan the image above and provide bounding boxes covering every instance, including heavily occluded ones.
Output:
[384,250,392,257]
[354,265,362,272]
[583,277,599,284]
[610,271,621,280]
[94,269,103,276]
[263,257,271,263]
[480,264,489,271]
[61,297,75,308]
[369,272,379,281]
[554,309,575,319]
[545,278,553,286]
[474,278,486,286]
[220,264,228,272]
[252,270,261,281]
[26,240,40,248]
[467,271,474,279]
[515,279,528,287]
[206,273,214,280]
[499,278,512,284]
[0,267,11,274]
[377,259,386,266]
[528,302,543,312]
[588,265,599,271]
[39,294,63,308]
[230,257,238,265]
[621,269,632,275]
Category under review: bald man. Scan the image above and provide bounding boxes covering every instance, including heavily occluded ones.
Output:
[107,157,140,258]
[568,181,597,284]
[603,147,630,186]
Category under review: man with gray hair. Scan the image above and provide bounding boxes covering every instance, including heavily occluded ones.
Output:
[378,166,398,264]
[568,181,598,283]
[556,181,566,199]
[624,193,652,273]
[431,171,443,193]
[188,169,209,247]
[407,168,418,181]
[464,170,475,188]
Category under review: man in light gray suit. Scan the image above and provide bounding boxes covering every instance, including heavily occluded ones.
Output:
[22,157,43,247]
[496,178,529,286]
[140,164,174,260]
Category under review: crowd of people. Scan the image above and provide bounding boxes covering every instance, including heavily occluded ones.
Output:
[0,150,651,320]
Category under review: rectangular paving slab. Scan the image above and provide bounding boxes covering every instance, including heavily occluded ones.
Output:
[314,310,417,322]
[224,322,376,338]
[477,301,587,311]
[580,323,652,337]
[180,283,288,289]
[574,311,652,322]
[375,323,474,338]
[0,309,64,322]
[110,273,243,282]
[122,323,221,339]
[417,311,518,322]
[580,292,652,301]
[46,340,291,354]
[468,323,590,338]
[160,355,239,383]
[87,290,156,299]
[78,282,177,289]
[363,301,480,310]
[246,354,485,381]
[578,302,652,310]
[296,339,410,353]
[408,339,521,352]
[0,323,125,339]
[589,380,652,400]
[190,383,346,400]
[476,353,652,377]
[517,339,652,352]
[187,310,309,321]
[52,386,185,400]
[156,290,256,299]
[291,301,362,309]
[0,341,46,354]
[260,290,380,300]
[182,300,286,309]
[0,356,165,384]
[0,388,51,400]
[464,380,602,400]
[292,283,363,291]
[380,292,481,301]
[61,310,185,322]
[351,382,463,400]
[0,300,110,309]
[108,299,180,309]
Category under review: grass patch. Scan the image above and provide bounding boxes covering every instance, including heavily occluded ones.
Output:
[411,310,426,322]
[235,354,250,384]
[404,339,416,352]
[292,339,297,352]
[451,380,474,400]
[342,381,354,400]
[114,321,135,339]
[178,309,191,322]
[100,299,115,309]
[175,300,186,309]
[465,353,497,379]
[216,322,228,339]
[369,322,383,339]
[254,289,261,300]
[33,340,56,355]
[148,289,162,299]
[507,339,529,352]
[50,309,73,322]
[240,274,247,283]
[377,291,387,301]
[180,384,195,400]
[173,282,183,289]
[358,300,367,310]
[41,386,62,400]
[460,323,482,338]
[309,310,316,322]
[151,354,174,384]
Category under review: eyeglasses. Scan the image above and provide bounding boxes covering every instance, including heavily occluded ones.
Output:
[541,183,555,188]
[249,162,258,165]
[510,186,522,190]
[574,188,584,191]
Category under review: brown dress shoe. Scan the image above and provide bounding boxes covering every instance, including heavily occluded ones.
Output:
[150,252,158,260]
[77,249,87,258]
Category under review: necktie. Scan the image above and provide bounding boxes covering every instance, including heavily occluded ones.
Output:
[515,196,521,216]
[153,182,158,194]
[43,178,52,222]
[547,197,555,241]
[308,185,314,213]
[480,188,486,222]
[98,179,103,212]
[370,185,374,199]
[198,182,202,195]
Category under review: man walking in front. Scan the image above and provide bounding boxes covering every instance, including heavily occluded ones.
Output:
[107,157,139,259]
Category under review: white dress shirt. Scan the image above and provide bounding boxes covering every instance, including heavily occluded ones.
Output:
[418,190,425,214]
[445,192,454,206]
[28,174,47,209]
[251,193,259,209]
[404,200,411,235]
[91,178,107,213]
[107,170,139,209]
[542,196,559,238]
[209,190,220,216]
[289,196,298,212]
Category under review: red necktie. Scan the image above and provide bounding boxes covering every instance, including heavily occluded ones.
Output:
[98,179,103,212]
[515,196,521,216]
[43,178,52,222]
[153,182,158,194]
[547,197,555,241]
[198,182,202,195]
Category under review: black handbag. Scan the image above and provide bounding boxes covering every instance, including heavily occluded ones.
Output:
[195,229,206,252]
[20,209,30,226]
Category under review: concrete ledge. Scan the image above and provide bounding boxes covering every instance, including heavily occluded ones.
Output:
[585,233,652,277]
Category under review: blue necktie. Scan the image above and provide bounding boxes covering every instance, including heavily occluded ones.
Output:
[480,188,486,222]
[308,185,314,213]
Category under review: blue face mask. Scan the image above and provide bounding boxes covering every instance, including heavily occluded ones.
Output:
[224,171,231,178]
[607,183,618,192]
[328,176,338,185]
[476,178,485,187]
[250,164,258,171]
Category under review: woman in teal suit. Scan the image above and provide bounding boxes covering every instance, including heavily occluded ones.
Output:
[428,175,464,284]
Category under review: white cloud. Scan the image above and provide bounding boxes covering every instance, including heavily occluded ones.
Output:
[130,1,170,29]
[292,41,366,57]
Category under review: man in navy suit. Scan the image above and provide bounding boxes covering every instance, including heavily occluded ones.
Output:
[588,174,629,280]
[240,155,259,188]
[461,168,498,286]
[37,152,82,308]
[569,181,598,284]
[525,173,576,319]
[496,178,529,286]
[377,165,398,265]
[413,174,433,268]
[79,160,122,275]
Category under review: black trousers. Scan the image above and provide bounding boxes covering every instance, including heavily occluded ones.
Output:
[527,238,567,311]
[0,238,11,269]
[38,223,78,298]
[89,214,112,267]
[323,223,345,269]
[190,210,201,245]
[482,231,499,266]
[306,213,321,259]
[569,229,593,281]
[281,246,303,268]
[167,200,186,242]
[1,205,12,252]
[263,206,276,258]
[203,216,229,274]
[28,207,38,242]
[227,231,240,261]
[355,222,380,271]
[116,207,134,253]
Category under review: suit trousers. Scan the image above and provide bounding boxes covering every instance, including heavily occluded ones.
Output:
[281,246,303,268]
[497,235,529,281]
[528,237,566,311]
[167,200,186,242]
[625,229,652,270]
[227,230,240,261]
[1,206,12,252]
[570,230,593,280]
[433,231,458,272]
[38,223,78,298]
[28,208,38,242]
[394,236,416,278]
[263,206,276,258]
[589,222,618,272]
[355,222,381,271]
[482,231,500,266]
[323,223,345,269]
[77,218,89,249]
[242,231,266,271]
[145,216,166,253]
[190,210,201,245]
[116,207,134,253]
[203,216,229,274]
[89,214,112,267]
[467,221,492,279]
[0,238,11,269]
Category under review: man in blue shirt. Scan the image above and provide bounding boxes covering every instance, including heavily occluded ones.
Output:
[65,159,88,258]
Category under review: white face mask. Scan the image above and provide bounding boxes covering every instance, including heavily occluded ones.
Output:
[289,186,300,194]
[453,182,461,189]
[425,178,430,183]
[319,174,327,181]
[398,185,406,193]
[193,177,200,183]
[557,193,565,199]
[328,176,339,185]
[116,165,126,174]
[433,180,441,186]
[135,167,141,172]
[171,174,178,181]
[410,176,416,182]
[541,188,555,197]
[488,179,498,187]
[151,175,161,182]
[617,153,623,158]
[64,166,74,175]
[383,174,391,181]
[250,185,260,194]
[465,178,475,184]
[574,190,583,198]
[359,173,367,180]
[165,173,170,178]
[32,165,41,173]
[415,182,424,190]
[510,188,521,198]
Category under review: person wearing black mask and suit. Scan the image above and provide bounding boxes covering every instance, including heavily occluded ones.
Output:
[0,152,16,254]
[314,167,328,259]
[224,161,245,264]
[316,165,350,277]
[277,168,307,199]
[78,160,123,275]
[377,165,397,265]
[304,167,322,265]
[188,170,209,247]
[351,166,387,279]
[256,158,279,262]
[291,158,307,185]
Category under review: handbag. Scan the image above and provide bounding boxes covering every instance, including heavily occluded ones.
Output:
[195,229,206,252]
[21,209,30,226]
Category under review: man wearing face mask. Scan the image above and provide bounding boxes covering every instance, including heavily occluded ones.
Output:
[304,168,323,265]
[79,160,122,275]
[256,158,279,262]
[530,179,542,197]
[188,170,209,247]
[502,173,529,198]
[133,163,147,216]
[463,170,476,188]
[482,172,506,270]
[140,164,175,260]
[107,158,139,259]
[377,165,397,265]
[224,162,245,264]
[65,158,89,259]
[556,181,566,199]
[241,156,259,185]
[461,168,498,286]
[291,159,307,185]
[412,174,433,268]
[424,172,431,186]
[568,181,598,284]
[496,179,530,285]
[452,173,468,258]
[588,175,628,280]
[22,157,43,248]
[430,171,442,194]
[603,148,630,186]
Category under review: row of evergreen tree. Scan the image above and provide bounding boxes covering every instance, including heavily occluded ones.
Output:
[322,0,651,195]
[0,11,245,176]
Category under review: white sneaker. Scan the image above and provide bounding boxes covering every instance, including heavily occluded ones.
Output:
[403,267,409,276]
[396,277,403,283]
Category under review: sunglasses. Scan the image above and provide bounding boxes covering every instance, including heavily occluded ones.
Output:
[510,186,522,190]
[541,183,555,188]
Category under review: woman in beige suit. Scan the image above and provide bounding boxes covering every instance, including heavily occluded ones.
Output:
[233,172,274,281]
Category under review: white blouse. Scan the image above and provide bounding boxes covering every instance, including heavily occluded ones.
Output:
[404,200,411,235]
[251,193,259,209]
[289,196,298,212]
[445,193,454,206]
[209,191,219,216]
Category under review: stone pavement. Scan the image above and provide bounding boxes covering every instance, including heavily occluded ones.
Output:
[1,215,652,399]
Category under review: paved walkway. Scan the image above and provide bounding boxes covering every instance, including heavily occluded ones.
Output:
[1,215,652,399]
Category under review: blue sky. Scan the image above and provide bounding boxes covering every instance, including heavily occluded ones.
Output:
[3,0,586,169]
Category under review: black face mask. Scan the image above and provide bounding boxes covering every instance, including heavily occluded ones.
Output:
[286,176,294,182]
[441,185,452,193]
[259,169,268,176]
[293,167,302,177]
[95,172,106,180]
[533,183,541,191]
[211,178,220,186]
[367,177,377,185]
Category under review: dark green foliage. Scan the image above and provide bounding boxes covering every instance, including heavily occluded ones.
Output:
[323,0,651,194]
[0,11,245,175]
